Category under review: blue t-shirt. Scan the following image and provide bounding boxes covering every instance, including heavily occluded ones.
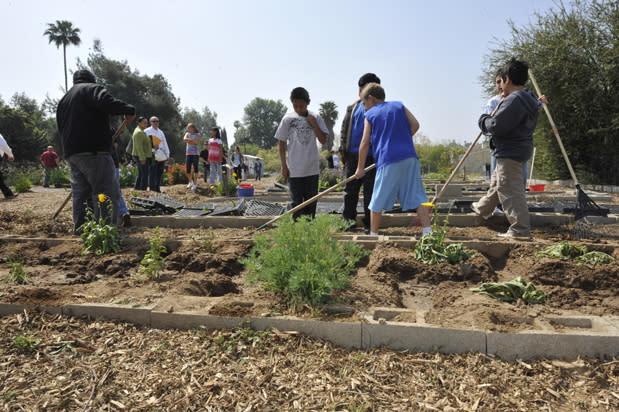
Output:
[349,102,366,153]
[365,101,417,170]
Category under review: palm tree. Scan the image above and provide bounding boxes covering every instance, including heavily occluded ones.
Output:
[319,101,338,151]
[43,20,81,92]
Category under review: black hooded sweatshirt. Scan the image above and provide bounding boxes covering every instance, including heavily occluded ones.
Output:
[57,71,135,158]
[478,89,539,162]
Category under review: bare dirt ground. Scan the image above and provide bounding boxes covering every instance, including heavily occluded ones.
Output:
[1,180,618,410]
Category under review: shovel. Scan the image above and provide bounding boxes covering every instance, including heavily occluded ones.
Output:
[52,118,130,220]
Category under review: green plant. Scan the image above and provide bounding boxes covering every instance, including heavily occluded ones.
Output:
[575,251,615,265]
[214,325,270,355]
[49,167,70,188]
[216,177,238,196]
[192,227,215,251]
[78,194,121,255]
[535,241,587,259]
[470,276,546,304]
[241,214,369,307]
[118,164,138,187]
[2,391,16,401]
[138,227,166,280]
[8,255,29,284]
[414,206,474,264]
[318,168,342,191]
[14,334,42,352]
[13,173,32,193]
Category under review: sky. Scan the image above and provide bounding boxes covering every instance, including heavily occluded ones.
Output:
[0,0,558,146]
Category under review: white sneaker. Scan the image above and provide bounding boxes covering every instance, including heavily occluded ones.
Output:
[187,182,193,189]
[191,183,198,190]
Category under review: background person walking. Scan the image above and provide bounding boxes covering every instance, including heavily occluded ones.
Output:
[40,145,60,187]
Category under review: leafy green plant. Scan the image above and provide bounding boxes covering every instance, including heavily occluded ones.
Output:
[138,227,166,280]
[192,227,215,251]
[49,167,70,188]
[214,325,270,356]
[575,251,615,265]
[318,168,342,191]
[118,164,138,187]
[535,241,587,259]
[241,214,369,307]
[8,255,29,284]
[216,176,238,196]
[2,391,17,401]
[414,206,474,264]
[13,173,32,193]
[78,194,121,255]
[14,334,42,352]
[470,276,546,304]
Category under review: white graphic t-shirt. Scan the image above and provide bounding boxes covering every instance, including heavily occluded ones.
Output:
[275,111,328,178]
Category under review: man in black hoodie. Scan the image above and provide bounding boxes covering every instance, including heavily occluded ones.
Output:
[472,59,540,238]
[57,69,136,233]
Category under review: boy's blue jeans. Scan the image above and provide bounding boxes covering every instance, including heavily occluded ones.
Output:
[288,174,319,220]
[68,154,119,234]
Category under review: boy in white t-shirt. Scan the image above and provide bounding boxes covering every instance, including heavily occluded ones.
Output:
[276,87,328,219]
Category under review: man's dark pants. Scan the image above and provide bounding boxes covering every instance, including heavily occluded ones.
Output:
[288,174,319,220]
[68,154,119,234]
[149,160,165,192]
[134,158,151,190]
[0,168,14,198]
[343,152,376,229]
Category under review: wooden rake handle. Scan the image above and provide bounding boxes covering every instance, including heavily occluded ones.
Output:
[256,163,376,231]
[431,100,503,205]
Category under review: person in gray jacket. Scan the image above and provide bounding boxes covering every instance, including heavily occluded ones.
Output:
[472,59,540,238]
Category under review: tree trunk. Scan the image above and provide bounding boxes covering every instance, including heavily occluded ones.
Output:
[63,44,68,92]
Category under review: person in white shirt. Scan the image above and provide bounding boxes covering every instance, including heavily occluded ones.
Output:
[144,116,169,193]
[276,87,328,219]
[0,133,17,199]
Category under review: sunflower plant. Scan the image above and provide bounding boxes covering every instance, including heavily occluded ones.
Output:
[78,194,122,255]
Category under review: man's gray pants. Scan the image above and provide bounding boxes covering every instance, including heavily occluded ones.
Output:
[68,154,120,234]
[474,158,531,236]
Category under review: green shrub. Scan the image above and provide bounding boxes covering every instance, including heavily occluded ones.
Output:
[319,168,342,191]
[13,173,31,193]
[241,214,368,307]
[8,255,29,284]
[119,164,137,187]
[14,334,41,352]
[49,167,70,188]
[217,177,238,196]
[138,227,166,280]
[79,194,121,255]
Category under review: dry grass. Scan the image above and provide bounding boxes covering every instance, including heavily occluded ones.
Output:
[0,311,617,411]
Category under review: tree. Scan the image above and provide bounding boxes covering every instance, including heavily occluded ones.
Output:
[319,101,338,151]
[482,0,618,184]
[43,20,81,92]
[0,103,48,162]
[236,98,287,148]
[78,40,184,158]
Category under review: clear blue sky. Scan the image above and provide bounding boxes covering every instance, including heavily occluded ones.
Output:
[0,0,556,145]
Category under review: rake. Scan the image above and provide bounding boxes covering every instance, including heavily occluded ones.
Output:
[528,70,608,220]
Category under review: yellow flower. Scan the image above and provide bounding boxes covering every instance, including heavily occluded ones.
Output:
[232,172,237,177]
[210,185,215,189]
[98,194,106,203]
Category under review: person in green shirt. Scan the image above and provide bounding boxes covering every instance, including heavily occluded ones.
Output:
[132,116,152,190]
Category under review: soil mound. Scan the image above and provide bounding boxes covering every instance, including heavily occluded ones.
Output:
[529,259,619,290]
[182,273,239,296]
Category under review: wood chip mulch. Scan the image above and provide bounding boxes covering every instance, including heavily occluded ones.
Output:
[0,311,617,411]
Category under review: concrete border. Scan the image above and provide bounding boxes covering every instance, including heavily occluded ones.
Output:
[1,303,617,360]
